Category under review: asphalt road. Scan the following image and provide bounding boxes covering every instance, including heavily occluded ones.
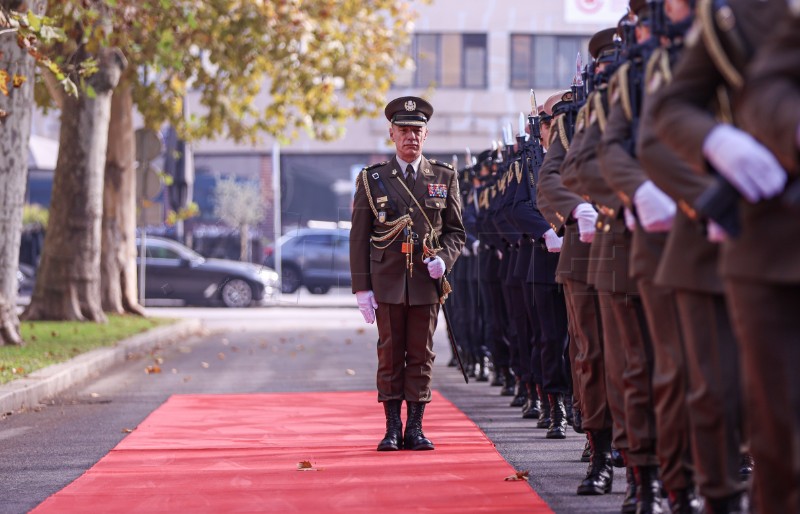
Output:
[1,291,626,514]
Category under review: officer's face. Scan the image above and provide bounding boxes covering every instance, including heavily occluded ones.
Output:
[540,121,552,150]
[390,124,428,162]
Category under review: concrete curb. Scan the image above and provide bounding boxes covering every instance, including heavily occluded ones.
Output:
[0,318,204,415]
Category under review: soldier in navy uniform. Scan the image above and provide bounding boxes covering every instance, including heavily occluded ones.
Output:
[350,96,465,451]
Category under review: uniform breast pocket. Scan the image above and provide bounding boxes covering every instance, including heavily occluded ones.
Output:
[424,197,446,225]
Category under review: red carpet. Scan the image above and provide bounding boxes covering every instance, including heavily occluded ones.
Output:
[32,391,552,513]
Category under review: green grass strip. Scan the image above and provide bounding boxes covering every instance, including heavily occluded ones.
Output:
[0,315,176,385]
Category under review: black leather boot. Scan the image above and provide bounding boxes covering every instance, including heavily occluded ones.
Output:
[490,363,504,386]
[476,356,489,382]
[500,368,515,396]
[612,447,626,467]
[536,385,551,428]
[666,487,702,514]
[377,400,403,451]
[622,466,638,514]
[581,437,592,462]
[403,402,434,451]
[738,453,754,482]
[509,377,527,407]
[573,405,585,434]
[635,465,664,514]
[577,428,613,495]
[565,394,574,426]
[546,393,567,439]
[522,382,541,419]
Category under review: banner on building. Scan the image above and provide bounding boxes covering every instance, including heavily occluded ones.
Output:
[564,0,629,24]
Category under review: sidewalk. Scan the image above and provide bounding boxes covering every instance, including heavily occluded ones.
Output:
[0,319,204,415]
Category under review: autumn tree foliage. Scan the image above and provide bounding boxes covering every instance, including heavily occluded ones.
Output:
[22,0,417,321]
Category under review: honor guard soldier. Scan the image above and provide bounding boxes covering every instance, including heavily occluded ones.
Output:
[653,0,791,511]
[350,96,465,452]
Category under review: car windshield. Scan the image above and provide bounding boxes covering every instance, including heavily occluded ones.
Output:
[137,238,205,262]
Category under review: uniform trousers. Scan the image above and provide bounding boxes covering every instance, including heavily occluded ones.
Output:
[674,289,744,501]
[375,302,439,403]
[606,292,659,467]
[533,282,570,394]
[726,279,800,514]
[564,278,611,431]
[638,279,694,492]
[598,292,630,453]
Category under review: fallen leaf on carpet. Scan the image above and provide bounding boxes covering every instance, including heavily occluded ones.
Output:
[218,352,226,360]
[504,470,530,481]
[356,328,365,335]
[145,365,161,374]
[121,428,133,433]
[345,369,356,376]
[201,362,210,368]
[297,461,318,471]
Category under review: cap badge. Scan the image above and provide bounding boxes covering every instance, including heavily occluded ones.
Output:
[404,100,416,111]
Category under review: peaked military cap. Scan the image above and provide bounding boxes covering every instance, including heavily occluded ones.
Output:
[629,0,651,21]
[384,96,434,127]
[589,28,619,62]
[544,90,573,117]
[476,149,492,166]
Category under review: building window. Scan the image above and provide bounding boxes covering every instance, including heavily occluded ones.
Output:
[510,34,591,90]
[394,33,488,89]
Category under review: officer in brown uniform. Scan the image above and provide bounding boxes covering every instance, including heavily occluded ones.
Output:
[350,96,466,452]
[652,0,790,511]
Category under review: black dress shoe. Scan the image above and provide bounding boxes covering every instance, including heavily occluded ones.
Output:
[536,385,551,428]
[577,429,613,495]
[377,400,403,451]
[475,358,490,382]
[403,401,434,451]
[509,379,527,407]
[546,393,567,439]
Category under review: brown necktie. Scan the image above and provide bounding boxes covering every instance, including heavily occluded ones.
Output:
[405,164,415,191]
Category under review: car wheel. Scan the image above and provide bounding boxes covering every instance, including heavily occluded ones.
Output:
[220,278,254,308]
[281,265,301,294]
[307,285,330,295]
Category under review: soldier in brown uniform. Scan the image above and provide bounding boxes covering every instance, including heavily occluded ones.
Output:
[597,1,700,511]
[350,96,466,452]
[733,4,800,514]
[652,0,791,511]
[637,1,750,513]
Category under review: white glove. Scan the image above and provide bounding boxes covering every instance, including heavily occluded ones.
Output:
[623,207,637,231]
[707,220,728,243]
[703,124,787,202]
[472,239,480,254]
[355,290,378,324]
[542,229,562,253]
[572,203,598,244]
[424,256,446,279]
[633,180,676,232]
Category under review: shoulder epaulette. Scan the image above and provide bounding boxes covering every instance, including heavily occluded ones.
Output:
[609,62,632,122]
[363,161,388,172]
[429,159,455,170]
[697,0,743,89]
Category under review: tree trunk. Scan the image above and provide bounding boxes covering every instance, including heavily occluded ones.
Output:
[23,48,126,322]
[100,81,144,316]
[0,0,46,344]
[240,224,249,262]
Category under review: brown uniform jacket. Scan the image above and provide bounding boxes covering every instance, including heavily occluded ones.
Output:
[651,0,795,283]
[537,114,587,284]
[350,156,466,305]
[638,48,725,294]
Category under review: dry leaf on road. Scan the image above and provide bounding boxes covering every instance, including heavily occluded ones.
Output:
[504,470,530,481]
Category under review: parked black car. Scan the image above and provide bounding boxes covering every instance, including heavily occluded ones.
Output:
[137,236,280,307]
[264,228,350,294]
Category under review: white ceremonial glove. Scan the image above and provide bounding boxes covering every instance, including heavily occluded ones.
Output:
[572,203,598,244]
[542,229,562,253]
[424,256,446,279]
[633,180,676,232]
[623,207,637,232]
[706,220,728,244]
[472,239,480,255]
[355,290,378,324]
[703,124,787,203]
